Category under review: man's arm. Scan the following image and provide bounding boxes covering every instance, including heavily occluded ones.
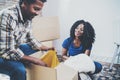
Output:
[21,55,47,66]
[0,12,24,61]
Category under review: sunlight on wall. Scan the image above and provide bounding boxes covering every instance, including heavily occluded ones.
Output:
[42,0,120,58]
[52,0,120,58]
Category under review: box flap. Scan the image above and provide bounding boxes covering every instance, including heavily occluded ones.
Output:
[55,63,78,80]
[32,16,60,42]
[28,65,57,80]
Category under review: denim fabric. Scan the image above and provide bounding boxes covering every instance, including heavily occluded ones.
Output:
[94,61,102,74]
[0,44,37,80]
[19,43,38,55]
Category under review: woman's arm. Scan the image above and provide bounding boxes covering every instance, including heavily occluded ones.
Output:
[84,49,91,56]
[62,48,69,61]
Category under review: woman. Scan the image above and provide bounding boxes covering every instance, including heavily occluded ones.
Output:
[62,20,102,74]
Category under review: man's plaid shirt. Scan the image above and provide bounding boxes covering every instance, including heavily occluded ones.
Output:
[0,4,41,60]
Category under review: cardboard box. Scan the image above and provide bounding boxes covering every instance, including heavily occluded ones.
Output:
[56,63,78,80]
[27,63,78,80]
[32,16,60,42]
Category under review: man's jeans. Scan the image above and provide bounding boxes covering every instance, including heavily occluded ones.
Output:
[0,44,37,80]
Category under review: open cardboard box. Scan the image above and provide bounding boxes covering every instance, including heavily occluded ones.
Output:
[26,16,78,80]
[27,63,78,80]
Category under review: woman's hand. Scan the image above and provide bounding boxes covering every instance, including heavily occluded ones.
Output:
[62,55,69,61]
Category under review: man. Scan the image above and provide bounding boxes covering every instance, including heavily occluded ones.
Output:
[0,0,55,80]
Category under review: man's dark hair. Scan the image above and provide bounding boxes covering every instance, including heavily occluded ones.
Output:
[19,0,47,5]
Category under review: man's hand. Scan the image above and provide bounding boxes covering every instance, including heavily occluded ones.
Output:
[33,59,47,66]
[48,47,55,51]
[39,45,55,51]
[21,55,47,67]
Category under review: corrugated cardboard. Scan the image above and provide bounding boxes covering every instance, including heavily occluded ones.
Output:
[27,63,78,80]
[27,64,57,80]
[32,16,60,42]
[56,63,78,80]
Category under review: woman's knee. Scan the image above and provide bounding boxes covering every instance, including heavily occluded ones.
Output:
[94,61,102,74]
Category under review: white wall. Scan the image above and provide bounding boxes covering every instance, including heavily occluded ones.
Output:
[43,0,120,57]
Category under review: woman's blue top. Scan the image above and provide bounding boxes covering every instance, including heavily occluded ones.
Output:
[62,37,92,56]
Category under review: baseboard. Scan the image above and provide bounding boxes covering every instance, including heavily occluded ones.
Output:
[90,55,120,64]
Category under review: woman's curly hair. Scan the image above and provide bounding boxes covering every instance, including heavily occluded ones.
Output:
[70,20,95,52]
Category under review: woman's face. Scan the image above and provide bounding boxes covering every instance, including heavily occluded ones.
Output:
[74,24,84,37]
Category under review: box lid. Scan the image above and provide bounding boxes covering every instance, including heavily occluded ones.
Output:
[29,65,57,80]
[55,63,78,80]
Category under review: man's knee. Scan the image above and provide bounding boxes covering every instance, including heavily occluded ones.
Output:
[14,66,26,75]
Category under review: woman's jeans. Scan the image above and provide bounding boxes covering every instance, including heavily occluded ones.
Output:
[0,44,37,80]
[94,61,102,74]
